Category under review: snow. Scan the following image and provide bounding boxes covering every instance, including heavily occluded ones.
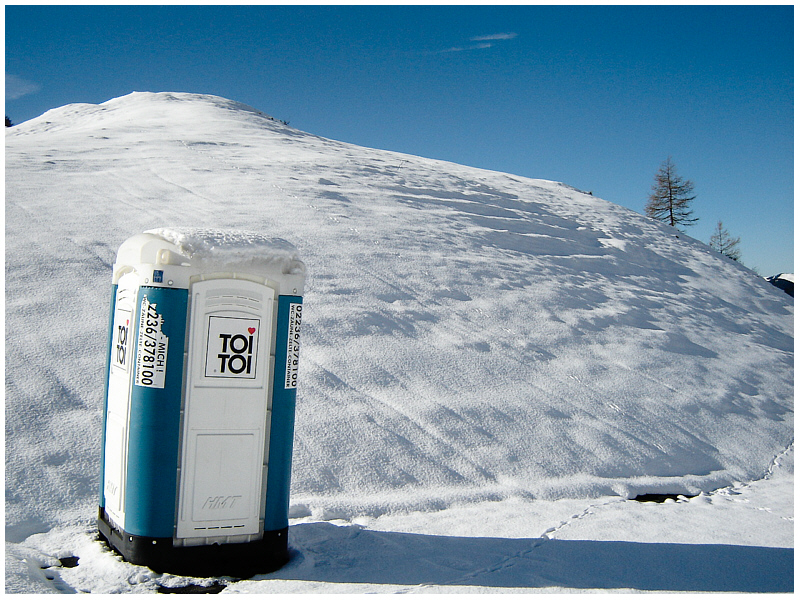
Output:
[142,227,306,277]
[766,273,793,285]
[5,92,793,593]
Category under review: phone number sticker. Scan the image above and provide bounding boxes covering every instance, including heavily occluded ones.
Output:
[135,295,169,388]
[284,303,302,389]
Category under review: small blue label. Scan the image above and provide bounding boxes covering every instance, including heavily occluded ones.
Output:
[152,270,163,283]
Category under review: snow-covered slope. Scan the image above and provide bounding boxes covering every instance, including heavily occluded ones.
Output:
[5,93,793,589]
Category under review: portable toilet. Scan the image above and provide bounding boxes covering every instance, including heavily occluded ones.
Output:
[98,228,305,577]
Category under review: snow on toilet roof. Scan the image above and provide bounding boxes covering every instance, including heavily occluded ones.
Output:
[146,227,304,271]
[118,227,307,278]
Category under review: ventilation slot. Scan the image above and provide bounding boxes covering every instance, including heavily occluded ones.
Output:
[204,290,262,312]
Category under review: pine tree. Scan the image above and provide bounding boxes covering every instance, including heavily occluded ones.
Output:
[709,220,741,262]
[645,157,698,230]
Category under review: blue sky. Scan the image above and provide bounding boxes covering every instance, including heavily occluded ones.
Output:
[5,5,794,275]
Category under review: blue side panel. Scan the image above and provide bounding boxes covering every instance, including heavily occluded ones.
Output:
[99,284,118,508]
[124,286,188,538]
[264,295,302,532]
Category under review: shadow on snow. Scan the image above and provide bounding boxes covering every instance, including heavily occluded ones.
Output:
[259,522,792,593]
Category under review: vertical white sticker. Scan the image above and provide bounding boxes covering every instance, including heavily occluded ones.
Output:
[111,306,132,373]
[205,316,260,379]
[285,303,302,389]
[135,296,170,389]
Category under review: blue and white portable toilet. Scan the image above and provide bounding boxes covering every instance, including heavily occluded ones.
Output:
[98,228,305,577]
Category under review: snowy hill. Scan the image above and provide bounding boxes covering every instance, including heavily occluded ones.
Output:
[5,92,793,592]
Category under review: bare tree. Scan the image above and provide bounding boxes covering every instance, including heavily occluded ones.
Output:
[709,220,742,262]
[645,157,698,230]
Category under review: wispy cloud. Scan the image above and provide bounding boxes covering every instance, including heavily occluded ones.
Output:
[430,32,518,55]
[437,42,493,54]
[6,74,40,101]
[470,33,518,42]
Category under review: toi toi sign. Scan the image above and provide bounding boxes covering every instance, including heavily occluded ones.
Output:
[205,316,260,378]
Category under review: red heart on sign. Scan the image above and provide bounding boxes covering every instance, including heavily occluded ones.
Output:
[248,327,256,334]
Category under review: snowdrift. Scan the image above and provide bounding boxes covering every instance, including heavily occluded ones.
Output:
[5,92,793,541]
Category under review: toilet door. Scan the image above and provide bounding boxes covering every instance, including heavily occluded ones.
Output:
[176,278,275,541]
